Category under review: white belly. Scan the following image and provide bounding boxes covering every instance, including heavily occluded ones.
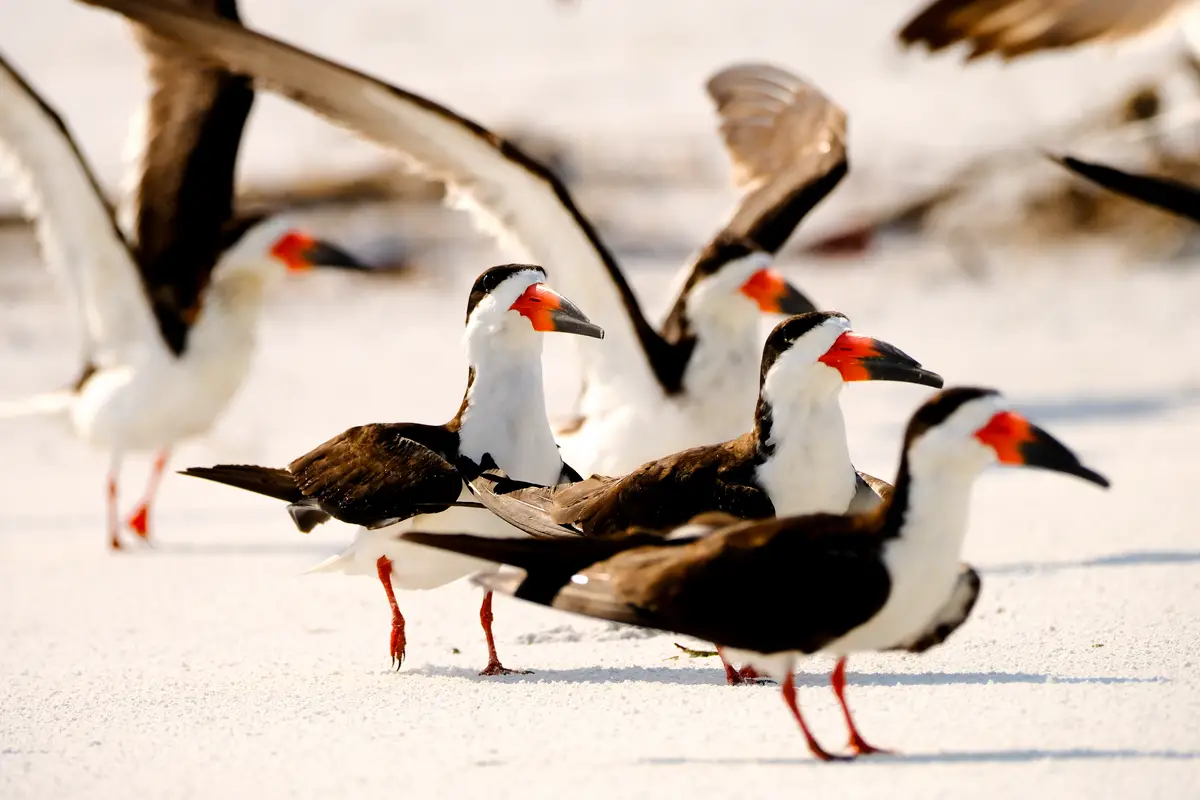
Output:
[822,547,960,655]
[308,487,530,591]
[72,344,252,453]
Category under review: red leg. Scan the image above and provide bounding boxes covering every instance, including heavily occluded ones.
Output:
[375,557,406,670]
[478,590,531,676]
[126,450,169,541]
[107,467,122,551]
[781,672,850,762]
[717,647,770,685]
[831,657,890,756]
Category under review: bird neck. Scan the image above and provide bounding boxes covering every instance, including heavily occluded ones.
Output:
[752,367,856,515]
[455,327,562,484]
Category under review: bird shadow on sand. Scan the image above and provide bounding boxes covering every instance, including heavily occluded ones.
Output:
[134,540,336,558]
[984,550,1200,577]
[401,664,1164,688]
[639,747,1200,767]
[1012,386,1200,424]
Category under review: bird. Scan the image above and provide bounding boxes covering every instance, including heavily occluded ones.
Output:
[400,386,1110,760]
[456,311,944,682]
[0,8,365,550]
[181,264,604,675]
[75,0,847,477]
[1052,152,1200,221]
[898,0,1196,62]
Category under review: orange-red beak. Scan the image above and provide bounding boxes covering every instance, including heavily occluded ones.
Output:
[269,229,367,273]
[974,411,1109,487]
[509,283,605,339]
[739,268,816,314]
[818,332,943,388]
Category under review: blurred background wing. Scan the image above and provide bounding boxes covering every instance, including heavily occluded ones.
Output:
[898,0,1191,61]
[704,63,848,254]
[118,0,255,354]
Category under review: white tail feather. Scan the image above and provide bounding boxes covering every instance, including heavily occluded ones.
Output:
[0,391,74,419]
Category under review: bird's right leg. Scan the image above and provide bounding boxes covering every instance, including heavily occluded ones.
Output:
[376,557,406,670]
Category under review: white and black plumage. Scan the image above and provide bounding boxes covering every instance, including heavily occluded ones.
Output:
[898,0,1196,62]
[0,3,364,550]
[76,0,849,476]
[182,265,604,675]
[458,311,943,683]
[402,387,1110,759]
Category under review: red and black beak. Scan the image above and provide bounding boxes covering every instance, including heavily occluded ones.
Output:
[270,230,369,272]
[975,411,1110,488]
[740,268,817,315]
[510,283,605,339]
[819,332,944,388]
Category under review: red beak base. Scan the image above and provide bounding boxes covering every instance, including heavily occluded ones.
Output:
[509,283,604,339]
[270,230,317,273]
[973,411,1035,465]
[818,332,881,382]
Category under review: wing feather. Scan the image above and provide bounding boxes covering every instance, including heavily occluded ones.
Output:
[80,0,666,395]
[0,51,159,362]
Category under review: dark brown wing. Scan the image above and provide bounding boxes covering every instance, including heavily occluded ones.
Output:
[555,436,775,536]
[122,0,255,354]
[1053,155,1200,223]
[703,63,848,254]
[420,514,892,654]
[897,0,1187,62]
[287,422,464,528]
[851,470,893,511]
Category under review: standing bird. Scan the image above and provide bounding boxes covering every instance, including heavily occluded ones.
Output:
[898,0,1197,62]
[75,0,847,477]
[402,387,1110,760]
[0,5,364,550]
[460,311,944,683]
[183,265,604,675]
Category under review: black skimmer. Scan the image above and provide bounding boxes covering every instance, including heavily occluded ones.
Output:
[0,18,364,550]
[75,0,846,475]
[459,311,943,682]
[1052,153,1200,221]
[898,0,1195,62]
[401,387,1110,760]
[182,264,604,675]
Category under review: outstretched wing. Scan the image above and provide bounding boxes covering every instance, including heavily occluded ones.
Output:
[80,0,671,396]
[0,50,158,363]
[898,0,1188,62]
[118,0,255,354]
[703,63,848,254]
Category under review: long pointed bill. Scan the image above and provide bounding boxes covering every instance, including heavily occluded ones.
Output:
[740,268,817,315]
[974,411,1110,488]
[270,230,368,272]
[510,283,605,339]
[818,332,944,388]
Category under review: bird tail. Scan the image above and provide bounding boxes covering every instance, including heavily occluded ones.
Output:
[399,531,660,605]
[180,464,303,503]
[0,391,73,419]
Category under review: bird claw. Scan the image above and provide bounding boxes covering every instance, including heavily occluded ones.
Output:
[389,627,406,672]
[848,738,893,757]
[726,666,775,686]
[126,506,151,540]
[479,662,533,677]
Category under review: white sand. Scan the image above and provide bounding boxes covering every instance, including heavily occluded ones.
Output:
[3,1,1200,796]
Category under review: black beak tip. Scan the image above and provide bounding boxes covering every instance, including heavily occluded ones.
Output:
[782,285,818,315]
[915,368,945,389]
[1078,465,1111,489]
[306,240,369,270]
